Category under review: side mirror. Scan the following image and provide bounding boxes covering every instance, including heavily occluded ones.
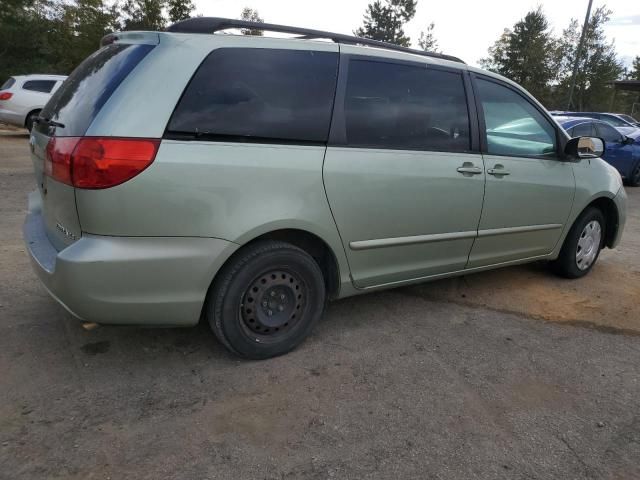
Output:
[623,136,635,145]
[564,136,604,159]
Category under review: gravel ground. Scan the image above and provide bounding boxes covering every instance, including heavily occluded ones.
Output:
[1,131,639,479]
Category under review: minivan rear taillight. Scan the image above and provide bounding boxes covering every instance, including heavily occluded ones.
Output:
[0,92,13,100]
[45,137,160,189]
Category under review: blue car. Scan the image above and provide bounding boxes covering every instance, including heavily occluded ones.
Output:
[556,116,640,186]
[551,111,640,130]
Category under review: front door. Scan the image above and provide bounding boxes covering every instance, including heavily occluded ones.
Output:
[323,56,485,288]
[467,76,575,268]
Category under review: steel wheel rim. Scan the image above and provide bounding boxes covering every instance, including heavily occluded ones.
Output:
[576,220,602,271]
[239,269,306,341]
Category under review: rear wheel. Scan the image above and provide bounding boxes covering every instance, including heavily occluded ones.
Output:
[25,109,40,132]
[207,240,326,359]
[626,162,640,187]
[551,207,605,279]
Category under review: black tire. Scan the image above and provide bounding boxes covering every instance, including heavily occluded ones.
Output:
[25,110,40,132]
[206,240,326,359]
[551,207,605,279]
[626,162,640,187]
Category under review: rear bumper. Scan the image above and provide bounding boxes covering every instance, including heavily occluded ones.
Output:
[23,194,238,326]
[0,108,24,128]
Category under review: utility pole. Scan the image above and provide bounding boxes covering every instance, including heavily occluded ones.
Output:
[566,0,594,110]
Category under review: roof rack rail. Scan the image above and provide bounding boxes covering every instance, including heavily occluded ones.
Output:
[165,17,465,64]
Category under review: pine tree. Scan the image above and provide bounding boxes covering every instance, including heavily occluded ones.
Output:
[122,0,166,31]
[167,0,194,23]
[554,6,624,111]
[630,56,640,81]
[480,8,556,104]
[354,0,417,47]
[240,7,263,36]
[417,22,439,52]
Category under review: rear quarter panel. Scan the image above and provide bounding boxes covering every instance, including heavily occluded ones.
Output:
[75,141,353,291]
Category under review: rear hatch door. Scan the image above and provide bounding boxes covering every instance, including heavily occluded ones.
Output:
[31,37,157,250]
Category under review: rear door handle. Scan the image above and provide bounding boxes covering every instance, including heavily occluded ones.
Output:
[457,165,483,175]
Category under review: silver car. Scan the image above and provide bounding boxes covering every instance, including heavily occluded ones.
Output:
[24,18,627,359]
[0,75,67,131]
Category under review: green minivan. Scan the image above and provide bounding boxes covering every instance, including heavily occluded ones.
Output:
[24,18,626,359]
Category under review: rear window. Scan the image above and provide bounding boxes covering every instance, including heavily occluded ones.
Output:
[23,80,56,93]
[167,48,339,143]
[1,78,15,90]
[37,43,155,137]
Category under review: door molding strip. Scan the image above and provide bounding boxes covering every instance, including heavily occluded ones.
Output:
[477,223,562,238]
[349,224,563,251]
[349,230,477,250]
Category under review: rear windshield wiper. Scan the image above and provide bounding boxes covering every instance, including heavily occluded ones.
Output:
[34,116,66,129]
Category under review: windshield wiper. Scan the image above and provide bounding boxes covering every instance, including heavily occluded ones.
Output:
[34,116,66,129]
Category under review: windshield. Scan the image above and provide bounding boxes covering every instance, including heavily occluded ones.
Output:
[619,114,638,124]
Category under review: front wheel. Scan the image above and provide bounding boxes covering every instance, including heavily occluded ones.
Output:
[207,240,326,359]
[551,207,605,279]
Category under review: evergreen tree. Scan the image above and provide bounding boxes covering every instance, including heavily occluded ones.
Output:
[629,56,640,80]
[240,7,263,36]
[417,22,439,52]
[480,8,556,104]
[122,0,166,31]
[553,6,624,111]
[167,0,194,23]
[354,0,417,47]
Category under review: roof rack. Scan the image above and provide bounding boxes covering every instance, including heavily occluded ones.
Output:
[165,17,465,64]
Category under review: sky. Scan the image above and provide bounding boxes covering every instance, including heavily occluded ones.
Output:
[191,0,639,68]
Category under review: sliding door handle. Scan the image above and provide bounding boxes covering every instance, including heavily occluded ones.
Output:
[457,165,483,175]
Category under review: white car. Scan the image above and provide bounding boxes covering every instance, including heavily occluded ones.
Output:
[0,74,67,131]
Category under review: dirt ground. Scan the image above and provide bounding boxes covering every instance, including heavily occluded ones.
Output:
[1,130,639,479]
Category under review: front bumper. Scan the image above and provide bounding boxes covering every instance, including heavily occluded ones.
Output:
[611,186,627,248]
[23,196,238,326]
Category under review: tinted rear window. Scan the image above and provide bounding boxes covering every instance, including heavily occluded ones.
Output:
[38,43,155,137]
[1,78,15,90]
[344,60,470,151]
[23,80,56,93]
[167,48,339,143]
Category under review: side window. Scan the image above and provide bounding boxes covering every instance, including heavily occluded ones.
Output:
[596,123,623,143]
[571,122,595,137]
[23,80,56,93]
[343,60,470,151]
[168,48,339,143]
[476,78,557,157]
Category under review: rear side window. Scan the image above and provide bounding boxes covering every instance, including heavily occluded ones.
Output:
[167,48,339,143]
[344,60,470,151]
[38,43,155,137]
[570,122,595,137]
[23,80,56,93]
[1,78,15,90]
